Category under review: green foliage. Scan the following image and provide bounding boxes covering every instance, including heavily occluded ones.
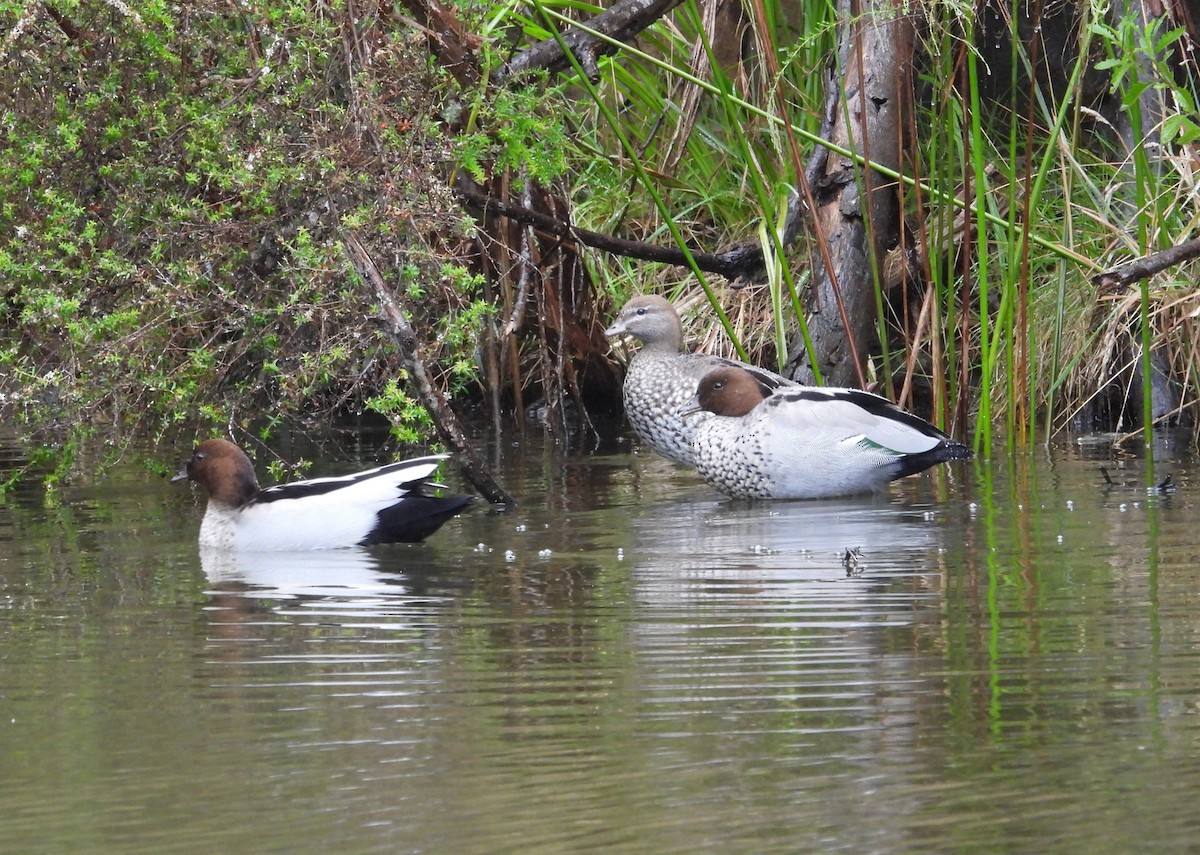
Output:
[434,264,496,395]
[365,377,432,444]
[0,1,484,478]
[455,79,570,183]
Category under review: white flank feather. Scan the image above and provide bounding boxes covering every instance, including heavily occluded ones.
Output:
[230,457,448,550]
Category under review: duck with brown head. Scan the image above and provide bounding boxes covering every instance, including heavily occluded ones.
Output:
[684,366,972,499]
[173,438,472,550]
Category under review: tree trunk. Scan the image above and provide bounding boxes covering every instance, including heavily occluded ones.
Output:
[784,0,907,389]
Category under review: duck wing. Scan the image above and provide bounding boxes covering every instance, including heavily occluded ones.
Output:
[256,455,451,502]
[764,388,958,455]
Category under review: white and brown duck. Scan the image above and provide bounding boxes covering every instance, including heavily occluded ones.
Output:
[173,438,472,550]
[685,366,972,499]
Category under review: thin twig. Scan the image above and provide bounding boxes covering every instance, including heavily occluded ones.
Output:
[503,179,536,336]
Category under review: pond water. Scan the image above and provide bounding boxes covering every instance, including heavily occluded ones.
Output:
[2,427,1199,853]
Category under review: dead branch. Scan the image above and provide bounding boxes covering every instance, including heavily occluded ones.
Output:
[43,4,99,48]
[396,0,482,89]
[1093,237,1200,291]
[495,0,687,84]
[342,232,515,505]
[454,182,766,278]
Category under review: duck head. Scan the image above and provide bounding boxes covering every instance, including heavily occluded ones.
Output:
[172,438,260,507]
[604,295,684,353]
[683,366,769,418]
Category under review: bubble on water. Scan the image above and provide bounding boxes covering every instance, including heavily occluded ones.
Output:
[515,524,526,532]
[617,548,625,561]
[1119,503,1128,512]
[1057,535,1064,543]
[1066,500,1074,511]
[505,550,516,561]
[538,549,552,558]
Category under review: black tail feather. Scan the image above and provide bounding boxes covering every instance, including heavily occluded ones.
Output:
[893,440,972,480]
[361,494,474,545]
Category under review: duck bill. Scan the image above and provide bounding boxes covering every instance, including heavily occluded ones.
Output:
[170,466,190,483]
[679,394,703,418]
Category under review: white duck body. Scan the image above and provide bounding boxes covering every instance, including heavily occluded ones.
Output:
[688,367,972,499]
[605,295,796,466]
[174,439,471,550]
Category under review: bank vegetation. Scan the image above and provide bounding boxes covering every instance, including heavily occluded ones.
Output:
[2,0,1198,488]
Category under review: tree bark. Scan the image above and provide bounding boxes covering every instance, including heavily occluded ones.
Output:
[783,0,907,389]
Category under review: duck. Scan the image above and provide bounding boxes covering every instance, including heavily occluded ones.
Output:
[684,366,972,499]
[605,295,796,466]
[172,438,472,550]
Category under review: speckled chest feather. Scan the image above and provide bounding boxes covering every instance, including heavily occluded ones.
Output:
[621,351,714,466]
[692,418,774,498]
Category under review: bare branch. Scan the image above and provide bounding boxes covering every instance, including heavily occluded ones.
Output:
[1093,238,1200,291]
[495,0,686,83]
[395,0,482,89]
[342,232,515,506]
[454,182,767,278]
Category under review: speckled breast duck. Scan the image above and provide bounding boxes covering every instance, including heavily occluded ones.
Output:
[685,366,972,499]
[605,295,796,466]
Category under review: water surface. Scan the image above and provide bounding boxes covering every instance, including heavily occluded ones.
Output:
[2,431,1198,853]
